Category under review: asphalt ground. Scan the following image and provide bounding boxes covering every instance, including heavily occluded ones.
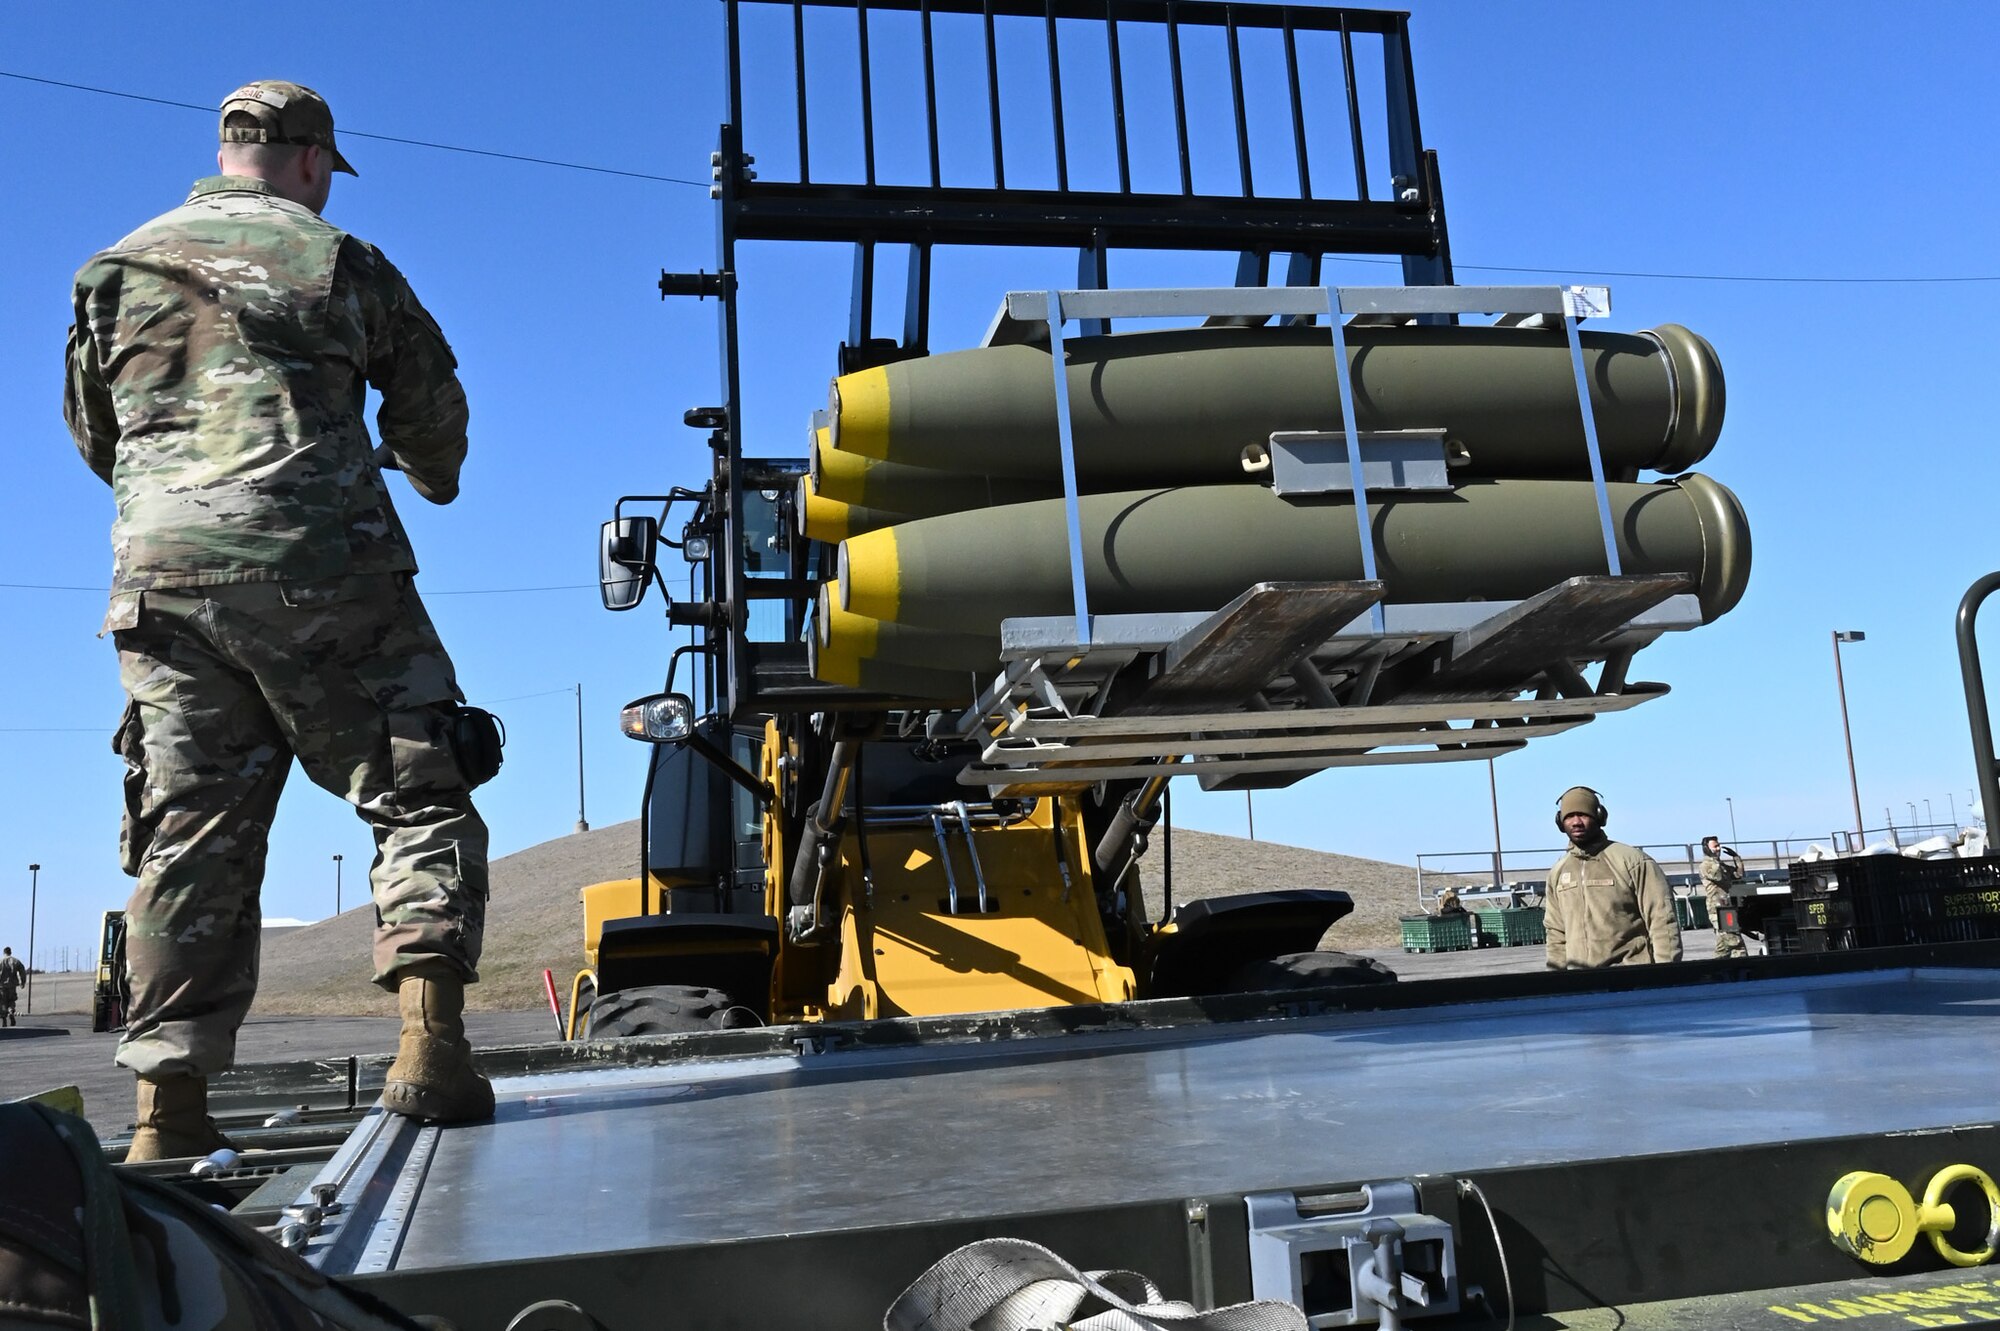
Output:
[0,1001,561,1141]
[2,930,1748,1140]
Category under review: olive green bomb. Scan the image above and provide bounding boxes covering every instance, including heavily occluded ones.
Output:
[838,474,1749,635]
[810,433,1058,516]
[828,323,1722,487]
[807,584,990,701]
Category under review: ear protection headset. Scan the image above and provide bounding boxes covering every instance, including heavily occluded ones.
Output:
[1554,786,1609,830]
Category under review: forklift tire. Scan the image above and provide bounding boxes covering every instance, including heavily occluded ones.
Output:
[1225,951,1397,993]
[585,985,760,1038]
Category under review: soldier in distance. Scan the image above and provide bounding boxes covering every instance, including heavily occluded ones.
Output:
[1700,834,1748,958]
[65,81,494,1162]
[1543,786,1681,969]
[0,948,25,1026]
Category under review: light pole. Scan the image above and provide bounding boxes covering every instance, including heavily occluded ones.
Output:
[332,854,343,916]
[1487,758,1504,890]
[25,864,38,1016]
[1726,797,1738,844]
[1924,798,1934,831]
[574,682,590,834]
[1832,631,1866,850]
[1949,791,1958,827]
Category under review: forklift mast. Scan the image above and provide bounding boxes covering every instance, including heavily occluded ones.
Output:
[653,0,1452,722]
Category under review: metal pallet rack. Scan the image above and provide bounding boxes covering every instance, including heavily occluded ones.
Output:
[934,280,1702,791]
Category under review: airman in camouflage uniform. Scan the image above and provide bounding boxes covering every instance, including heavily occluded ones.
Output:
[65,81,493,1161]
[1700,835,1747,958]
[0,947,24,1025]
[1544,786,1682,969]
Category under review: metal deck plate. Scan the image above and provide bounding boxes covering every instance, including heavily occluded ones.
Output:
[376,968,2000,1274]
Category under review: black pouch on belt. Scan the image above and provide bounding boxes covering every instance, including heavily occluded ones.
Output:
[449,705,507,787]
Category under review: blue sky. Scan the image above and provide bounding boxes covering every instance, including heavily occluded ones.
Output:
[4,1,1997,969]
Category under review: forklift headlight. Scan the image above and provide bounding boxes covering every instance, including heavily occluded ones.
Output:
[619,693,696,743]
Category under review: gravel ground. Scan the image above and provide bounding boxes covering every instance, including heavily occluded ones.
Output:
[246,821,1465,1016]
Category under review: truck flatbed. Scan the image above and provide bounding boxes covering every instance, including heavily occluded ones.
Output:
[232,945,2000,1328]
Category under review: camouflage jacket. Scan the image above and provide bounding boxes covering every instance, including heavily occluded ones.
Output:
[1544,835,1682,969]
[65,176,469,609]
[1696,851,1744,903]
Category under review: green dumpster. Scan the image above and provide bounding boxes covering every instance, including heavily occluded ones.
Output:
[1400,914,1475,953]
[1473,905,1546,947]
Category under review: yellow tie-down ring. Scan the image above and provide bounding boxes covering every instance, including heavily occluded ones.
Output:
[1827,1165,2000,1267]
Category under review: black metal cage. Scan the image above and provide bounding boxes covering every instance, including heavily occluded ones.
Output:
[669,0,1454,717]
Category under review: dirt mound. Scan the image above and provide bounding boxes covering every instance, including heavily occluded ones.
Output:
[250,821,1442,1016]
[1131,828,1439,950]
[253,821,642,1017]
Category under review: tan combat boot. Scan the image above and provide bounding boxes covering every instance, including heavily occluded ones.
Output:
[382,975,494,1123]
[127,1074,234,1163]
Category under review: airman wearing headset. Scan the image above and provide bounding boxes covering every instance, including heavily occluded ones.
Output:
[1544,786,1682,968]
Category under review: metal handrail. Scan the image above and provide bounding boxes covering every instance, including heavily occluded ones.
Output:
[1414,826,1980,906]
[1958,572,2000,842]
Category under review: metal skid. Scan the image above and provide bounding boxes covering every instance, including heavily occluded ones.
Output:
[939,602,1685,792]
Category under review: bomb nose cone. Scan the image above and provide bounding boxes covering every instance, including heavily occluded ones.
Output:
[835,475,1750,635]
[829,366,893,459]
[838,528,904,623]
[798,472,906,542]
[810,579,988,701]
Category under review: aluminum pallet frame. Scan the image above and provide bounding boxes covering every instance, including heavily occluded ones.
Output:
[929,282,1697,792]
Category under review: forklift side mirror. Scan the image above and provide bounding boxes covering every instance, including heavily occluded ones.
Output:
[601,517,659,611]
[619,693,696,743]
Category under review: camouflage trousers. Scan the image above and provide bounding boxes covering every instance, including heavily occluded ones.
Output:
[111,575,487,1079]
[1705,887,1746,957]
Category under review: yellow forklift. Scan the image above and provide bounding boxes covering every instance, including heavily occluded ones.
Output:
[570,0,1742,1039]
[90,908,129,1033]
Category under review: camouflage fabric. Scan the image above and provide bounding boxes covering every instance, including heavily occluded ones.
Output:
[0,1102,427,1330]
[112,575,487,1080]
[0,954,23,995]
[1544,836,1682,969]
[219,80,358,175]
[64,175,468,604]
[1700,850,1748,958]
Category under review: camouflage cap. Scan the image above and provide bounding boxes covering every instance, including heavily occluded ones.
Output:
[218,81,357,175]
